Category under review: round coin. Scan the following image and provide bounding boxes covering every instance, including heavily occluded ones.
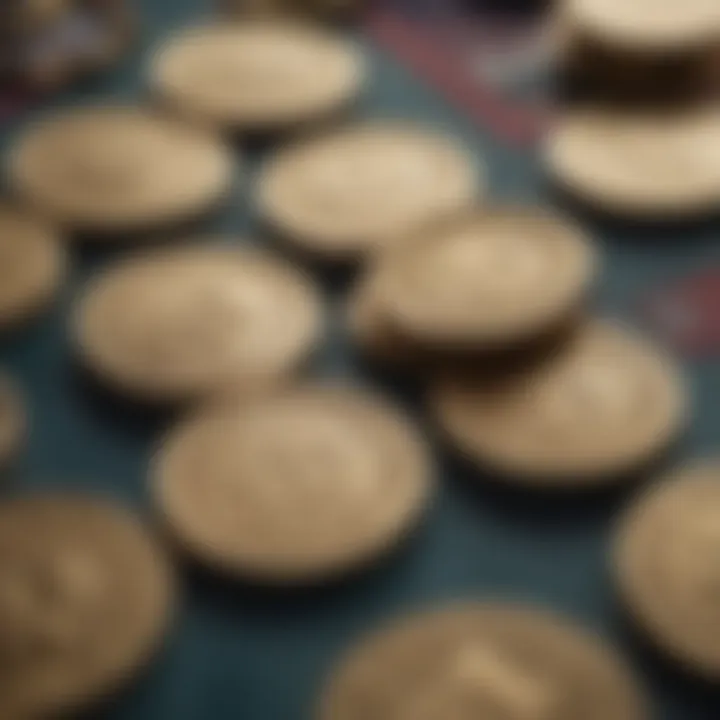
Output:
[8,105,234,234]
[614,461,720,676]
[150,22,364,131]
[376,207,597,348]
[257,123,480,260]
[73,244,322,402]
[0,206,66,331]
[319,603,647,720]
[430,320,687,484]
[0,494,174,718]
[545,107,720,217]
[0,373,26,470]
[152,385,432,582]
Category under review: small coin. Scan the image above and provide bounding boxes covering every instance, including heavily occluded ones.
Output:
[614,461,720,676]
[150,22,364,131]
[430,320,687,483]
[319,603,647,720]
[257,123,480,260]
[375,207,597,348]
[0,494,174,718]
[545,108,720,217]
[0,373,26,470]
[152,385,432,581]
[8,105,234,234]
[73,244,323,402]
[0,206,66,331]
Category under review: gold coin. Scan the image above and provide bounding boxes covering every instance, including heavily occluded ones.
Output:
[73,244,323,402]
[257,123,480,260]
[430,320,687,483]
[319,603,647,720]
[376,207,597,348]
[150,22,364,131]
[0,373,26,470]
[0,494,175,718]
[0,206,66,331]
[614,461,720,676]
[545,107,720,216]
[152,385,432,581]
[8,105,233,234]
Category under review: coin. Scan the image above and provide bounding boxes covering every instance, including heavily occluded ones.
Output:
[614,461,720,676]
[376,207,597,349]
[152,385,432,581]
[430,320,687,483]
[150,22,364,131]
[545,108,720,217]
[0,494,175,718]
[0,206,66,331]
[0,373,26,470]
[74,244,323,402]
[257,123,480,260]
[8,105,233,234]
[319,603,647,720]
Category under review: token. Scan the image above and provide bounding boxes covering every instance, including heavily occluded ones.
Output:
[376,207,597,349]
[430,320,687,483]
[150,22,364,132]
[545,108,720,217]
[8,105,233,234]
[73,244,323,402]
[0,373,26,469]
[257,123,480,260]
[0,494,174,718]
[152,385,432,581]
[0,206,66,331]
[614,461,720,676]
[319,603,647,720]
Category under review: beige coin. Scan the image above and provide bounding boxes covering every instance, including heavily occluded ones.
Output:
[257,123,480,260]
[0,373,26,470]
[376,207,597,348]
[430,320,687,483]
[545,107,720,216]
[73,244,323,402]
[152,385,432,581]
[0,206,66,331]
[0,494,174,718]
[565,0,720,51]
[8,105,233,234]
[319,602,647,720]
[150,22,364,131]
[614,461,720,676]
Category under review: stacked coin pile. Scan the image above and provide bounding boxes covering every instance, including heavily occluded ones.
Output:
[0,0,719,716]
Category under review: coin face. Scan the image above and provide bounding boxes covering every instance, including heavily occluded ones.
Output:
[150,22,364,130]
[74,244,323,402]
[0,495,174,718]
[376,208,597,347]
[8,105,233,233]
[152,385,432,581]
[257,123,480,260]
[545,108,720,216]
[0,206,66,331]
[0,373,26,470]
[319,603,647,720]
[430,320,687,483]
[614,462,720,676]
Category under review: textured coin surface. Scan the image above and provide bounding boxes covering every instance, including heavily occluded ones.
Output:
[8,105,233,234]
[74,244,322,402]
[430,320,687,483]
[0,372,26,470]
[545,108,720,216]
[153,385,432,581]
[319,603,647,720]
[0,495,174,718]
[376,207,597,348]
[151,22,364,131]
[258,123,480,259]
[0,206,66,330]
[614,462,720,676]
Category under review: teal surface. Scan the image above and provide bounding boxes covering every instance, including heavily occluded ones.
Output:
[2,2,720,718]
